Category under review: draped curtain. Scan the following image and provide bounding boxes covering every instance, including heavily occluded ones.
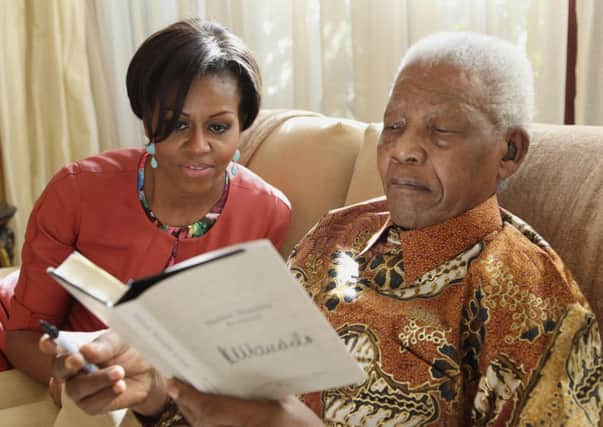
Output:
[575,0,603,125]
[0,0,100,263]
[1,0,599,261]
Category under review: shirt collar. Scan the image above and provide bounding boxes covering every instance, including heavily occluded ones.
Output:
[359,195,503,284]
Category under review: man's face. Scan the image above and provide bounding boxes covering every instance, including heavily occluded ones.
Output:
[378,62,507,229]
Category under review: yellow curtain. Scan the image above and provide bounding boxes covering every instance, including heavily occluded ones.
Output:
[575,0,603,125]
[0,0,100,263]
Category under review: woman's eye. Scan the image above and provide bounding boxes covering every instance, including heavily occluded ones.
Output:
[174,121,189,131]
[208,123,230,134]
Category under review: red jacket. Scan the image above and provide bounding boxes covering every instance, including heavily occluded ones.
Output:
[2,148,291,358]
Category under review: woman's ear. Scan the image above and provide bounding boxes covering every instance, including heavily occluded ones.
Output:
[142,112,153,140]
[497,127,530,181]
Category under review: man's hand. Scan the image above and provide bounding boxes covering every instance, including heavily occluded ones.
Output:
[167,379,324,427]
[39,329,168,416]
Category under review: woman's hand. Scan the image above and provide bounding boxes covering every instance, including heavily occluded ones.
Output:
[39,329,169,416]
[167,379,324,427]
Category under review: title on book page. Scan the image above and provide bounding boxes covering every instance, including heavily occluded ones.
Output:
[217,331,314,365]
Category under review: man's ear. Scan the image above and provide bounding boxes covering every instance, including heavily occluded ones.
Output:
[498,127,530,181]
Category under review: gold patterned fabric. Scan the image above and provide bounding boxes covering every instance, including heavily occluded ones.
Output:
[290,195,602,426]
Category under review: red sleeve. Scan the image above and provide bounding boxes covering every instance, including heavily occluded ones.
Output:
[266,194,291,251]
[6,168,81,331]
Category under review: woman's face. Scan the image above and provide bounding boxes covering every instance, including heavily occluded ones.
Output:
[152,72,241,198]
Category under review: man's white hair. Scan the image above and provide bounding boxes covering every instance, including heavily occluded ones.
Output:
[397,32,534,130]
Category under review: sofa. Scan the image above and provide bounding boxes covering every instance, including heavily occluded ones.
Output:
[1,108,602,426]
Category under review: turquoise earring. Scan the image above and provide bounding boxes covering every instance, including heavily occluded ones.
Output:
[231,149,240,176]
[146,142,158,169]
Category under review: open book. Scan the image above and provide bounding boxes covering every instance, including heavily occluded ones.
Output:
[47,240,366,399]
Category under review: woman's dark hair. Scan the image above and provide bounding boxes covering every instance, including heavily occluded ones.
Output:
[127,19,261,142]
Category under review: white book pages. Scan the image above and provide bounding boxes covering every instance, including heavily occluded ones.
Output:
[48,240,367,399]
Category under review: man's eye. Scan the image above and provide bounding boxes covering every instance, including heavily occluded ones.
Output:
[208,123,230,134]
[384,121,405,131]
[433,125,457,134]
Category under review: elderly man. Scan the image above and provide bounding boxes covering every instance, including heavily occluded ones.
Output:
[42,32,601,426]
[285,32,602,426]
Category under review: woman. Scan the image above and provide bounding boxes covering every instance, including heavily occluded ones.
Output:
[3,18,291,391]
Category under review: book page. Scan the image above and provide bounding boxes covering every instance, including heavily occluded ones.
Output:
[48,252,126,325]
[112,240,367,399]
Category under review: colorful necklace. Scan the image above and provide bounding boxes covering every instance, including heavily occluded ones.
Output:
[137,152,229,240]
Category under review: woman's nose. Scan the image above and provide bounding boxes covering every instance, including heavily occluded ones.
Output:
[188,128,211,153]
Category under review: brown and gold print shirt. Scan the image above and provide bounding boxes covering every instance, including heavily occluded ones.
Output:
[290,195,602,427]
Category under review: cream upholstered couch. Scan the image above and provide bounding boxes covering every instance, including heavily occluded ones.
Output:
[238,109,603,333]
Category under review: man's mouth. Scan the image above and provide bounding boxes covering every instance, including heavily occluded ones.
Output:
[388,178,430,192]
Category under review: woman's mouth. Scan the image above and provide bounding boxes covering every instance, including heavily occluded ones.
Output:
[181,163,213,178]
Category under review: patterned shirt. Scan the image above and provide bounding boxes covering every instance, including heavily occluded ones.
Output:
[291,195,602,426]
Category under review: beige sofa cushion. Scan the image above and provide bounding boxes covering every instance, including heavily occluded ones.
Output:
[0,368,142,426]
[240,110,367,257]
[499,124,603,323]
[344,123,384,205]
[345,122,603,330]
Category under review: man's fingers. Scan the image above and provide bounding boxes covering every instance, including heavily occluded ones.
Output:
[65,365,125,403]
[176,402,225,427]
[168,379,277,426]
[168,382,323,427]
[79,330,127,364]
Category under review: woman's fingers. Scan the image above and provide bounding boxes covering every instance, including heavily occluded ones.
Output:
[48,376,63,407]
[40,329,159,416]
[42,333,97,381]
[50,352,86,380]
[71,380,129,415]
[39,334,59,354]
[64,365,125,403]
[79,330,128,365]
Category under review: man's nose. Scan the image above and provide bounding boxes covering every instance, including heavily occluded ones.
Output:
[392,132,426,165]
